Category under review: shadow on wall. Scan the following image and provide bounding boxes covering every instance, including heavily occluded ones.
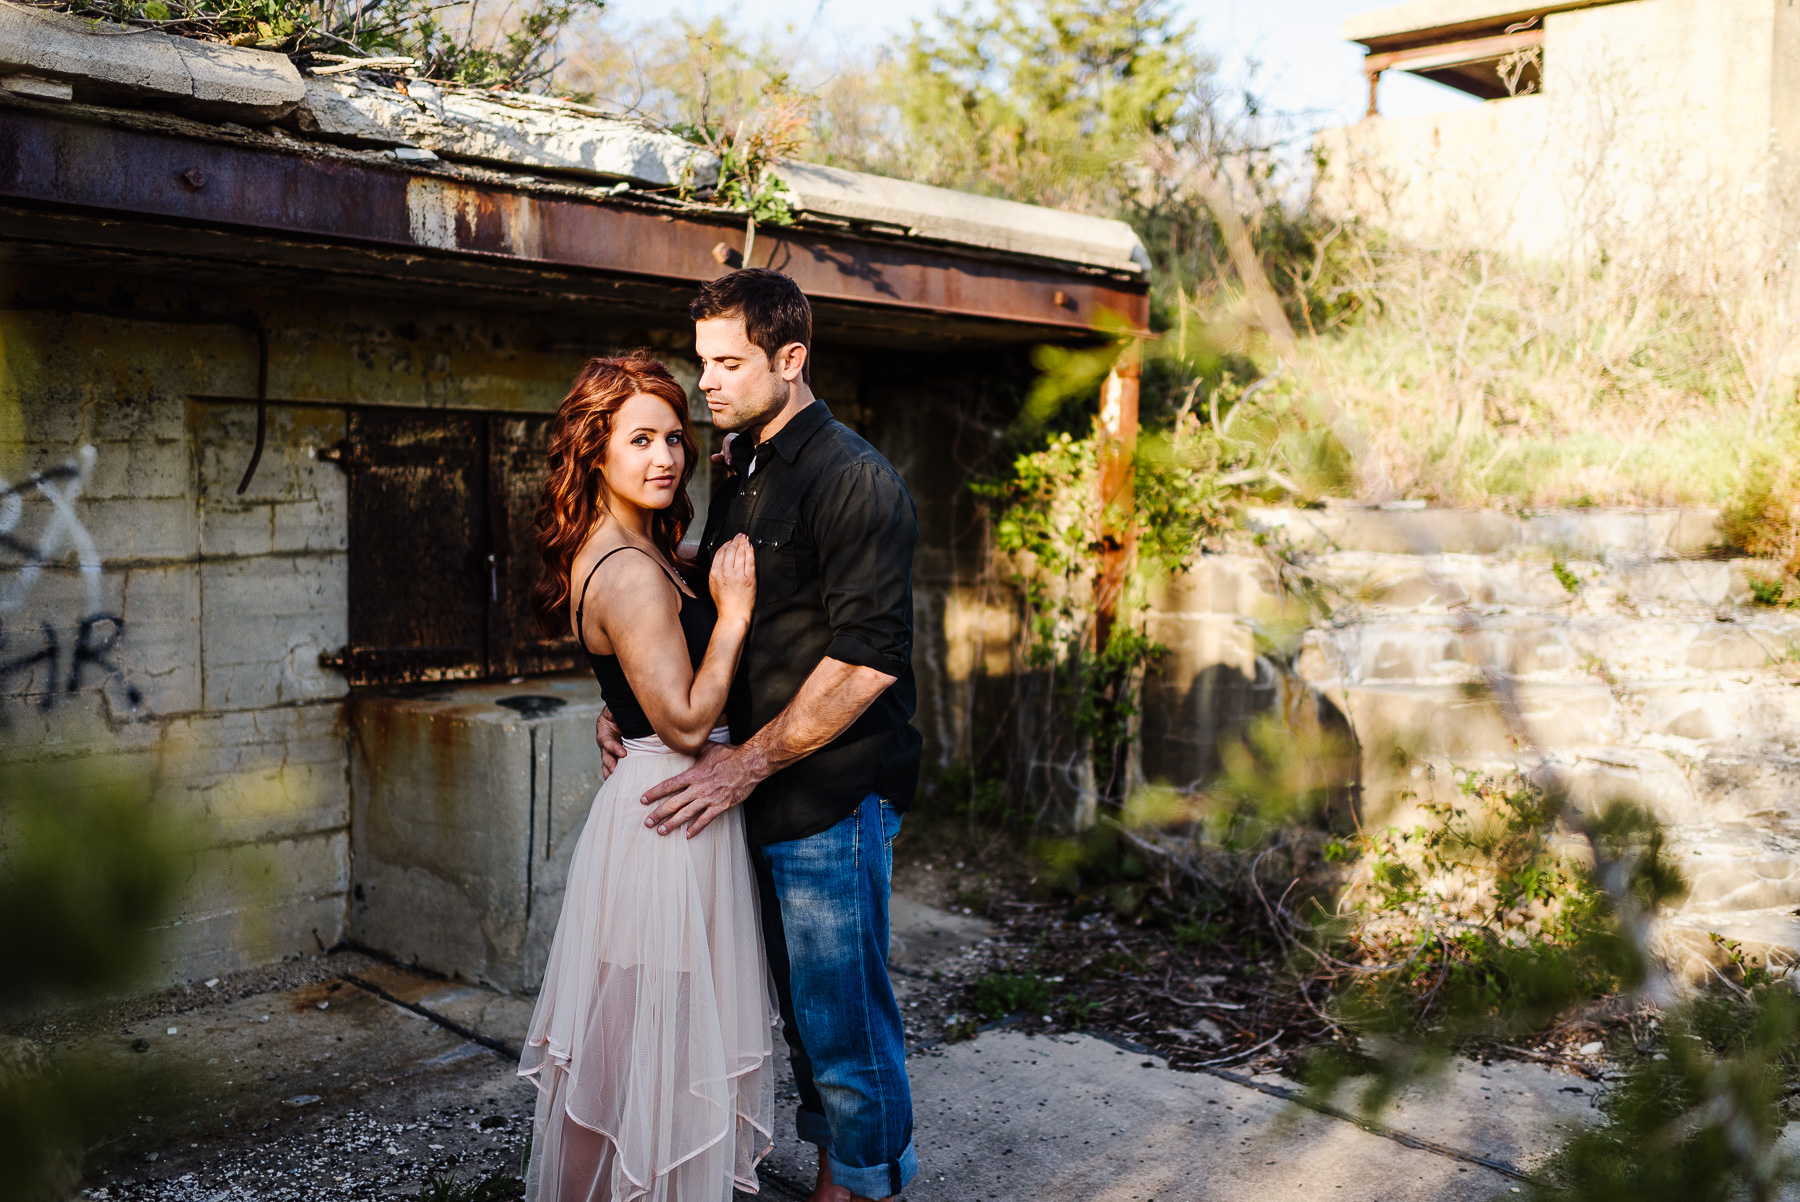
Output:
[1141,653,1355,797]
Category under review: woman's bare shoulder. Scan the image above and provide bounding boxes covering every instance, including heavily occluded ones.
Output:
[576,542,679,610]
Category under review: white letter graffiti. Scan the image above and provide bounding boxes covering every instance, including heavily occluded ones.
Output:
[0,446,140,716]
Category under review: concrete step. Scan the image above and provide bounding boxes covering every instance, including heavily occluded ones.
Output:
[1325,677,1800,756]
[1333,681,1618,758]
[1668,822,1800,914]
[1297,612,1800,685]
[1300,550,1768,616]
[1250,504,1720,558]
[1660,906,1800,980]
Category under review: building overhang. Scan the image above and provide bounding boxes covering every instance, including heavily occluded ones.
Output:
[1344,0,1624,109]
[0,99,1150,348]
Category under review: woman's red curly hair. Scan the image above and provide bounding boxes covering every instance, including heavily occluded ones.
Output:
[533,355,698,635]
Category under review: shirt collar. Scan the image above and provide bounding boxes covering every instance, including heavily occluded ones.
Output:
[738,400,830,471]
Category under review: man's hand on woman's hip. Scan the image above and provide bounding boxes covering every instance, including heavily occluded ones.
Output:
[642,742,769,838]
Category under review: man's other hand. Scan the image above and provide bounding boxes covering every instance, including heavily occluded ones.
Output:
[596,707,624,774]
[641,742,767,838]
[712,431,739,474]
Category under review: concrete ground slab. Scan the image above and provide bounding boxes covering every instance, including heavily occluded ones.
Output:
[78,898,1601,1202]
[754,1030,1535,1201]
[888,894,996,971]
[344,960,534,1053]
[1296,1054,1597,1174]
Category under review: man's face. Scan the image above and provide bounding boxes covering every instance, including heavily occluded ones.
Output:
[695,316,790,435]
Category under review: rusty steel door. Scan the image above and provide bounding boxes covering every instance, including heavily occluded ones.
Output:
[339,409,575,687]
[488,415,578,677]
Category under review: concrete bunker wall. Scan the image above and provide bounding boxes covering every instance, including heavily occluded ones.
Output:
[0,258,1057,989]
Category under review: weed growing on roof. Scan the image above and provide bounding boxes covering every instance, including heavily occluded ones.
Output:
[45,0,600,92]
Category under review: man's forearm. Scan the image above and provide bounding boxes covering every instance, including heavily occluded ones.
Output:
[738,657,895,780]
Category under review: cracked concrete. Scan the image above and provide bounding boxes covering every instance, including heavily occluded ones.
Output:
[68,894,1603,1201]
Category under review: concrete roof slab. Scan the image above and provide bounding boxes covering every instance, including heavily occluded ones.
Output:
[774,161,1150,276]
[1343,0,1618,46]
[0,0,301,120]
[407,84,721,190]
[0,3,1147,279]
[172,33,305,123]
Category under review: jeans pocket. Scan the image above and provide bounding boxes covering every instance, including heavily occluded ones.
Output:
[878,798,900,876]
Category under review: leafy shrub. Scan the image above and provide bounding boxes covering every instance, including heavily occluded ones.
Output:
[1748,575,1792,607]
[1329,772,1680,1040]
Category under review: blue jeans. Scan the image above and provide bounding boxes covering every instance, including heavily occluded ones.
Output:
[752,794,917,1199]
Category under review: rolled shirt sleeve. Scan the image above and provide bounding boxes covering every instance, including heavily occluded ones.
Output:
[807,460,917,678]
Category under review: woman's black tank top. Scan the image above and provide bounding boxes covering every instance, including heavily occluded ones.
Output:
[575,544,716,740]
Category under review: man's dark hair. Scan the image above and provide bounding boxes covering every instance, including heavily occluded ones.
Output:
[691,268,813,385]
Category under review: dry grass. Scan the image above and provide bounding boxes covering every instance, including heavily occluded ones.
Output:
[1294,243,1798,509]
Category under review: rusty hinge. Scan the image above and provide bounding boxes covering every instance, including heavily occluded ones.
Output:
[319,646,349,671]
[316,439,352,469]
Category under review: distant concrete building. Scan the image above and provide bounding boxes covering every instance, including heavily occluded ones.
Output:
[0,3,1155,991]
[1317,0,1800,274]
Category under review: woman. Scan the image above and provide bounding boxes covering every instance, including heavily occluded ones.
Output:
[520,355,775,1202]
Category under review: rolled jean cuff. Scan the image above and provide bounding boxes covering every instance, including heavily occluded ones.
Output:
[828,1139,918,1200]
[796,1106,832,1148]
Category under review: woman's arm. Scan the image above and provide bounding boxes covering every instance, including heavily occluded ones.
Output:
[587,538,754,756]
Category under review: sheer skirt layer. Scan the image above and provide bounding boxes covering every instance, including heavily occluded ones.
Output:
[519,743,777,1202]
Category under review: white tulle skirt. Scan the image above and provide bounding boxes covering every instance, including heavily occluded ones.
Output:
[519,729,777,1202]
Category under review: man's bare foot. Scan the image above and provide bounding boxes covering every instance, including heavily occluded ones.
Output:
[805,1145,849,1202]
[805,1144,893,1202]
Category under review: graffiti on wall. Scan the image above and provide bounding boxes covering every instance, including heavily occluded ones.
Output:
[0,445,140,717]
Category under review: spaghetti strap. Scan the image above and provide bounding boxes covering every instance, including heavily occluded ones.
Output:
[573,544,687,654]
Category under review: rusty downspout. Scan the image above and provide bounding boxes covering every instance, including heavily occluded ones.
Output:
[1094,341,1141,652]
[1077,340,1141,826]
[235,317,271,495]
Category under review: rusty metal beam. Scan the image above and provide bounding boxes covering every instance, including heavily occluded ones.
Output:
[0,106,1148,338]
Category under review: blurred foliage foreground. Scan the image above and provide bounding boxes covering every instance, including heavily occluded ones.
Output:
[0,761,195,1202]
[983,704,1800,1202]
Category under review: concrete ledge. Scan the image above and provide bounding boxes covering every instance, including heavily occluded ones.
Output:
[347,673,608,993]
[774,160,1150,275]
[1249,505,1722,558]
[0,1,303,122]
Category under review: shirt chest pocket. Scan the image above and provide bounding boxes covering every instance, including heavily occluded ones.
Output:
[749,517,800,602]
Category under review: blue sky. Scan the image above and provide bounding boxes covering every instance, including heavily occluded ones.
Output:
[665,0,1478,132]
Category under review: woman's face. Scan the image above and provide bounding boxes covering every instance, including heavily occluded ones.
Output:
[602,392,686,512]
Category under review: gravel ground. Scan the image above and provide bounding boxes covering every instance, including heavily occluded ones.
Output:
[83,1040,539,1202]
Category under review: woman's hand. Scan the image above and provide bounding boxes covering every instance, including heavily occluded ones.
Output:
[708,533,756,624]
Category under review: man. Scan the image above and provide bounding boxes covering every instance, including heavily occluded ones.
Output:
[597,268,921,1202]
